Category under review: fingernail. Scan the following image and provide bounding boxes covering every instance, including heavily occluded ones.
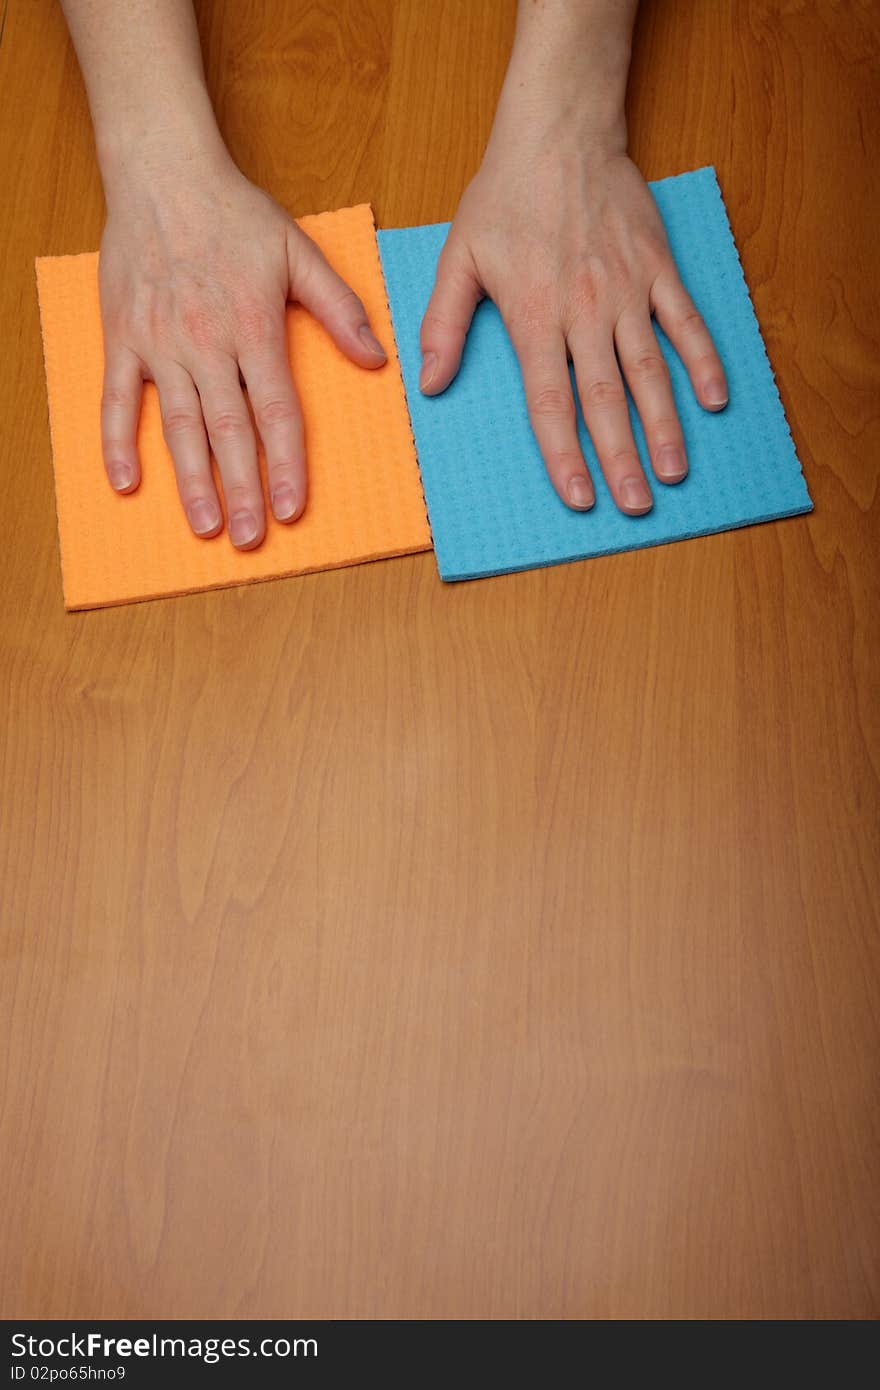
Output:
[567,476,595,510]
[621,477,653,513]
[189,499,221,535]
[109,463,133,490]
[358,325,386,359]
[705,378,728,408]
[230,510,258,546]
[655,446,688,482]
[419,352,438,391]
[272,486,297,521]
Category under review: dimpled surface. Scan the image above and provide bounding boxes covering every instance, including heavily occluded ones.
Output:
[377,166,812,582]
[36,204,431,611]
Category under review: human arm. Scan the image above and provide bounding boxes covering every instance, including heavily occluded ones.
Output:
[420,0,728,515]
[60,0,388,547]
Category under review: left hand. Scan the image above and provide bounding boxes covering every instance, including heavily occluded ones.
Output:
[419,142,728,515]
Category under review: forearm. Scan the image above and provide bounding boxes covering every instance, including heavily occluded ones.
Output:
[492,0,638,154]
[59,0,230,192]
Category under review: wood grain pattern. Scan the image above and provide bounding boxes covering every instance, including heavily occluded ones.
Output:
[1,0,878,1319]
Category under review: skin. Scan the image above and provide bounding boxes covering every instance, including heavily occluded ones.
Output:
[61,0,728,543]
[61,0,388,550]
[99,158,387,546]
[421,0,728,515]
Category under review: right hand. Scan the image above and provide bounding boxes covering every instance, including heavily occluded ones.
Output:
[99,156,388,548]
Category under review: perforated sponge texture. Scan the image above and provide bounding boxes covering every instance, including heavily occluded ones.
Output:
[36,204,430,610]
[377,167,812,581]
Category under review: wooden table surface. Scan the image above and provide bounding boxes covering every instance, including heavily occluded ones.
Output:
[1,0,878,1320]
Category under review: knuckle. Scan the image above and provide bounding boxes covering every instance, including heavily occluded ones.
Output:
[181,304,224,349]
[256,395,297,426]
[209,410,250,440]
[162,406,202,438]
[605,446,641,467]
[420,309,467,344]
[650,414,680,434]
[628,351,669,383]
[529,385,575,419]
[545,447,585,470]
[638,232,671,273]
[507,284,554,336]
[694,350,721,371]
[421,310,454,335]
[235,302,278,348]
[677,307,706,332]
[101,386,136,411]
[223,480,260,506]
[582,377,626,410]
[568,263,604,318]
[268,463,298,486]
[333,286,364,319]
[178,478,208,505]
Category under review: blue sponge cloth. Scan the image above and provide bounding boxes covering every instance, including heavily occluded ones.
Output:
[377,166,812,582]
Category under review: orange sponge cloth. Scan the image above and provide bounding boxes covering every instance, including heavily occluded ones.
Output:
[36,204,431,611]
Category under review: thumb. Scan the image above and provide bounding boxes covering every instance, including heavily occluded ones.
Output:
[288,227,388,370]
[419,239,483,395]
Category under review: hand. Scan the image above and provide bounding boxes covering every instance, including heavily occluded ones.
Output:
[99,156,388,547]
[420,143,728,515]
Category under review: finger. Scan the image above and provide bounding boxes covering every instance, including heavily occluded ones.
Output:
[238,328,306,524]
[419,239,482,394]
[614,310,688,485]
[195,356,266,549]
[289,228,387,370]
[510,325,595,510]
[650,267,728,411]
[101,343,143,493]
[567,323,653,515]
[153,361,223,539]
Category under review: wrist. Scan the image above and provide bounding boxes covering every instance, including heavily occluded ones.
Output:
[490,2,634,158]
[95,101,233,200]
[490,89,627,163]
[488,67,628,164]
